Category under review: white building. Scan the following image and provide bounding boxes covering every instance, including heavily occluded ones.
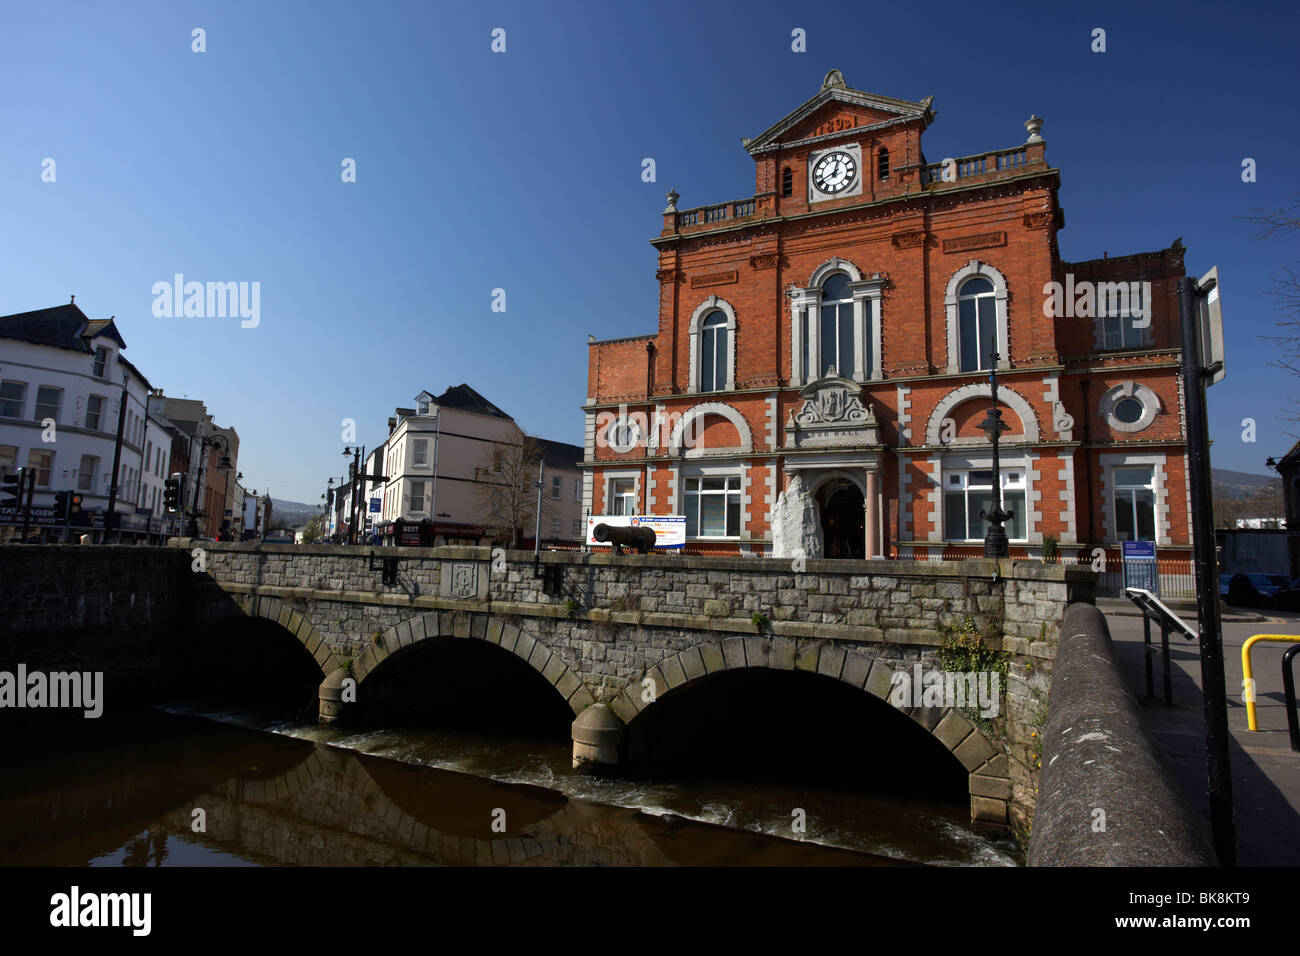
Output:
[0,300,160,542]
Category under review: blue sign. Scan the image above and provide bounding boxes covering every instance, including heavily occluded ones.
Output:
[1122,541,1156,560]
[369,497,381,513]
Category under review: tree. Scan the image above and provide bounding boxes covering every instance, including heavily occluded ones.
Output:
[301,514,326,543]
[475,435,551,549]
[1212,479,1284,529]
[1240,195,1300,429]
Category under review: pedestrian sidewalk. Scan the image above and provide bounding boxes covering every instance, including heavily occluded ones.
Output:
[1101,605,1300,865]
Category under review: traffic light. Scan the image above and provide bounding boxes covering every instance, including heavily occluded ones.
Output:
[53,490,69,518]
[0,471,20,508]
[70,493,81,516]
[164,474,183,513]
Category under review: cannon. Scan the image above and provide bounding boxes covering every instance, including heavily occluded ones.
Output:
[592,522,656,554]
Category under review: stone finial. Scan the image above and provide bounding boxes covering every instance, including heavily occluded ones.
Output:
[1025,114,1044,144]
[664,188,679,213]
[821,69,847,91]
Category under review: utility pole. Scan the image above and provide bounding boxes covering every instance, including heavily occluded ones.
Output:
[1179,274,1235,866]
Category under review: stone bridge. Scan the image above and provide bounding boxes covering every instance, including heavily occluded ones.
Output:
[179,539,1094,834]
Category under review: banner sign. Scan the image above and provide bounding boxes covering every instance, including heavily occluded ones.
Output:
[370,497,381,513]
[587,514,686,549]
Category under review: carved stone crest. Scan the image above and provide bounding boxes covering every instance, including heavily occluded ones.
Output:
[451,563,477,599]
[785,373,880,448]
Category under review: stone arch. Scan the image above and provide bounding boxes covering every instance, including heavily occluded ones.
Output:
[688,295,737,393]
[943,258,1011,374]
[352,610,593,715]
[924,382,1041,446]
[609,639,1004,784]
[1098,380,1162,433]
[807,468,868,498]
[667,401,754,457]
[239,594,342,677]
[807,255,864,287]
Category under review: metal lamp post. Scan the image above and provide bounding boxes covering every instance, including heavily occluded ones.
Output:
[977,353,1013,558]
[187,430,233,538]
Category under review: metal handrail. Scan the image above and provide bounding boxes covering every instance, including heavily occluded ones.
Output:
[1124,587,1197,705]
[1241,633,1300,732]
[1283,644,1300,752]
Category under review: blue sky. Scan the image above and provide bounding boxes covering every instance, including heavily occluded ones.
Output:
[2,0,1297,503]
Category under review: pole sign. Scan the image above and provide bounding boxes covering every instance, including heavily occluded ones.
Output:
[369,497,381,513]
[587,515,686,549]
[1197,266,1225,386]
[1121,540,1158,594]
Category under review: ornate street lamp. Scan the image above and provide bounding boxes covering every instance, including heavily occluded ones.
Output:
[976,353,1013,558]
[186,430,233,537]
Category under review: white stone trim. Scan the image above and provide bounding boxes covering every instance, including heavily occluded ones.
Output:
[600,469,641,517]
[1057,451,1077,544]
[667,401,754,457]
[896,384,912,443]
[925,382,1041,446]
[898,456,913,541]
[1041,373,1074,442]
[688,295,737,394]
[764,460,777,550]
[1098,381,1162,433]
[1026,450,1043,545]
[1098,452,1171,546]
[944,258,1011,374]
[926,454,944,543]
[740,461,752,537]
[765,392,777,451]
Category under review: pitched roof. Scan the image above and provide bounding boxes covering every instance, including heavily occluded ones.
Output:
[1275,437,1300,472]
[435,383,513,420]
[0,303,127,352]
[744,69,934,154]
[535,437,583,470]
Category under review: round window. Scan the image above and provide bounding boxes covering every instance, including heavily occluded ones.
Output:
[1114,397,1144,424]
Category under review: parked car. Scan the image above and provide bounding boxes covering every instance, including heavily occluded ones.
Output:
[1274,577,1300,612]
[1226,572,1292,608]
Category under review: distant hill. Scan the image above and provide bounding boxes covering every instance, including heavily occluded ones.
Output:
[270,497,319,528]
[1212,469,1279,499]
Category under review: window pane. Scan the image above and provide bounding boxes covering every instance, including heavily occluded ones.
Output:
[1135,490,1156,540]
[1116,490,1135,540]
[978,297,997,368]
[959,300,979,371]
[703,477,725,491]
[838,305,854,378]
[1104,315,1122,349]
[820,305,838,377]
[701,326,716,391]
[1004,490,1026,540]
[971,491,996,540]
[35,386,61,422]
[945,491,968,540]
[1114,467,1153,487]
[961,277,993,296]
[726,496,740,536]
[800,313,810,380]
[685,492,698,535]
[714,326,727,390]
[969,470,994,487]
[86,396,102,430]
[822,273,851,301]
[700,494,726,536]
[863,299,874,376]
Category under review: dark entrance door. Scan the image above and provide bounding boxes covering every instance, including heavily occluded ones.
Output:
[820,483,865,559]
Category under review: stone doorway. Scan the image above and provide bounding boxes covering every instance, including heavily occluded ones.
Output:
[819,481,864,559]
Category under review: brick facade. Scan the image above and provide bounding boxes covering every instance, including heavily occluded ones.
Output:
[584,70,1191,562]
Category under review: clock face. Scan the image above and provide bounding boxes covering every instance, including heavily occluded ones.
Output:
[812,150,857,194]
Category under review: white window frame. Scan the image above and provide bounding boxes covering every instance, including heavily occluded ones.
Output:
[1096,282,1153,351]
[956,278,999,373]
[688,295,737,393]
[609,477,636,516]
[93,347,108,378]
[409,480,426,515]
[34,385,62,424]
[944,259,1010,375]
[1112,466,1157,543]
[412,438,428,467]
[0,381,26,418]
[682,472,742,539]
[551,475,562,499]
[790,258,883,386]
[942,465,1028,543]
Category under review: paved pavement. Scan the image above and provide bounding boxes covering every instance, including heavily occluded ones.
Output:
[1101,601,1300,866]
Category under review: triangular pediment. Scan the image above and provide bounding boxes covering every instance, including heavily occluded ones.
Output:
[746,70,933,154]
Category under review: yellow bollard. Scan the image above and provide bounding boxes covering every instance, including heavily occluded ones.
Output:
[1242,634,1300,731]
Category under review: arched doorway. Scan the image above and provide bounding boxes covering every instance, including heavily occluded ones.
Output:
[819,480,864,559]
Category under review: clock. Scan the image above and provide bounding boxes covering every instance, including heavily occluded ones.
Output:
[812,150,857,194]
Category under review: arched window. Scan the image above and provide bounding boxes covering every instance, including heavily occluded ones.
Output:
[818,273,855,378]
[958,277,997,372]
[877,147,890,180]
[700,311,729,392]
[781,167,793,197]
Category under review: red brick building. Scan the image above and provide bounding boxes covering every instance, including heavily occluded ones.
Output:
[583,70,1192,566]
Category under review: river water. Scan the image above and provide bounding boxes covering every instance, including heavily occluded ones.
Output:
[0,703,1018,867]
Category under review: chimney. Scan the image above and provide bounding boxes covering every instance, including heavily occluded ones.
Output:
[69,295,75,304]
